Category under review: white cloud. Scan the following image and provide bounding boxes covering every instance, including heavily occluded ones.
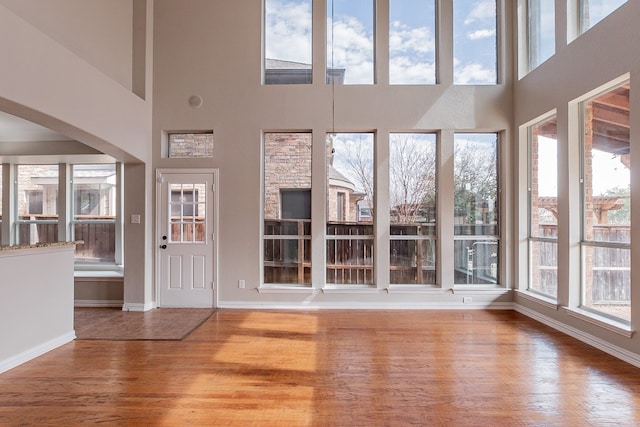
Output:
[467,29,495,40]
[390,57,435,85]
[328,16,374,84]
[389,22,435,54]
[265,0,312,64]
[464,1,496,25]
[453,60,496,85]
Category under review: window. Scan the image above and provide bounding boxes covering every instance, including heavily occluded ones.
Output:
[453,0,497,85]
[167,132,213,158]
[527,0,555,70]
[390,133,437,285]
[263,132,312,285]
[327,133,374,285]
[72,164,117,263]
[454,133,499,285]
[327,0,374,84]
[0,164,3,243]
[528,114,558,298]
[169,183,207,243]
[16,165,59,245]
[264,0,313,84]
[580,0,626,33]
[580,80,630,322]
[389,0,436,84]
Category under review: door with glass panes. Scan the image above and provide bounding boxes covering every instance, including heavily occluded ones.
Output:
[158,171,215,307]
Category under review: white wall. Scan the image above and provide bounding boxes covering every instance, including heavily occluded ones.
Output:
[0,245,76,373]
[0,2,150,163]
[152,0,515,308]
[0,0,133,91]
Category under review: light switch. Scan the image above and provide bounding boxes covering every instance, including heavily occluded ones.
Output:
[131,214,141,224]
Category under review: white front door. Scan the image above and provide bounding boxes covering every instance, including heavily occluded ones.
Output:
[157,171,216,308]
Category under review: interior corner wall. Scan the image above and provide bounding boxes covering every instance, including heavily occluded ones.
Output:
[513,2,640,360]
[123,162,154,311]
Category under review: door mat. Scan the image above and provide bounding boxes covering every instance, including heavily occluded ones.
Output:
[74,307,215,340]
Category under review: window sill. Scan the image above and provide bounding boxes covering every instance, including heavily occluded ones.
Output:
[452,285,510,296]
[386,285,445,294]
[564,307,634,338]
[322,285,379,294]
[514,289,559,311]
[74,264,123,278]
[258,285,315,294]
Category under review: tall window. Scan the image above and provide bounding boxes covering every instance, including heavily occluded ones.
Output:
[580,0,626,33]
[453,0,497,84]
[0,164,3,243]
[528,115,558,298]
[16,165,59,245]
[327,133,374,285]
[527,0,555,70]
[454,133,499,285]
[390,133,437,285]
[263,132,312,285]
[327,0,374,84]
[581,80,630,322]
[264,0,313,84]
[389,0,436,84]
[72,164,117,263]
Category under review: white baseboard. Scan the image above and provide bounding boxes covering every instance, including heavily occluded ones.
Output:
[0,331,76,374]
[75,299,123,308]
[515,303,640,368]
[218,300,514,310]
[122,302,155,312]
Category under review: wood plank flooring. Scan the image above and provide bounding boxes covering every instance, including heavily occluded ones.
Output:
[1,309,640,426]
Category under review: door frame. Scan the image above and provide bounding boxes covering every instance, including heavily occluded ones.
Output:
[155,168,219,308]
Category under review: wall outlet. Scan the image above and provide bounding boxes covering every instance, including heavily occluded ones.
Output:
[130,214,141,224]
[463,296,473,303]
[238,279,245,289]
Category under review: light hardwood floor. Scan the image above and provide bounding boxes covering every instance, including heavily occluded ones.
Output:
[1,309,640,426]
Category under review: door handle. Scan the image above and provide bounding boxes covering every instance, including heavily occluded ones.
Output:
[160,244,167,249]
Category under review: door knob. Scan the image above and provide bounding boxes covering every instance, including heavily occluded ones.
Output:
[160,244,167,249]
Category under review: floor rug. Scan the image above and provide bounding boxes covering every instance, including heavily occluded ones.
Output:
[74,307,215,340]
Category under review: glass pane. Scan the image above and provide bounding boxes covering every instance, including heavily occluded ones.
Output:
[581,0,626,33]
[326,238,374,285]
[453,0,497,84]
[454,134,498,236]
[530,115,558,238]
[264,132,312,284]
[529,240,557,298]
[0,164,3,243]
[74,223,116,263]
[72,164,116,218]
[528,0,555,70]
[264,0,313,84]
[582,245,630,322]
[327,0,374,84]
[390,133,436,225]
[168,133,213,158]
[264,238,311,284]
[582,82,630,244]
[169,182,207,243]
[454,239,499,285]
[390,239,436,285]
[389,0,436,84]
[17,165,59,245]
[326,132,375,285]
